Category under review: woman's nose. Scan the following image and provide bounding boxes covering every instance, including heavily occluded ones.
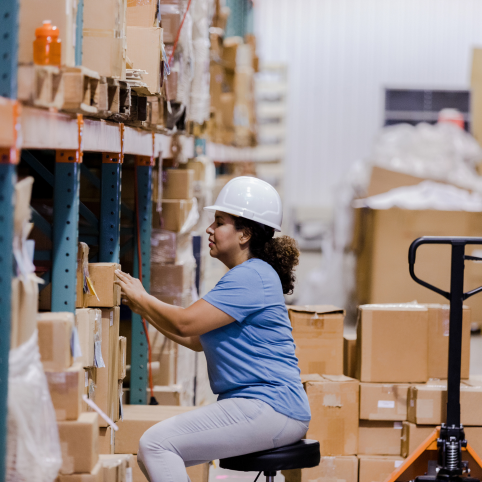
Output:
[206,224,214,234]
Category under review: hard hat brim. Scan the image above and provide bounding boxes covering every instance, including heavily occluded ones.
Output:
[204,205,282,232]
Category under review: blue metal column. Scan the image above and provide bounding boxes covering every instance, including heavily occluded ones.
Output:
[51,117,83,312]
[130,155,153,404]
[75,0,83,65]
[99,151,122,263]
[0,0,19,98]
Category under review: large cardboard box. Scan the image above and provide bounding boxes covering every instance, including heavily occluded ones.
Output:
[466,427,482,459]
[84,263,122,308]
[126,27,162,94]
[127,0,157,27]
[57,462,103,482]
[354,208,482,323]
[356,304,428,383]
[75,308,101,368]
[358,455,404,482]
[58,412,99,474]
[160,4,181,44]
[152,385,181,405]
[407,380,482,425]
[366,166,425,198]
[344,334,357,379]
[99,427,115,455]
[37,312,74,371]
[303,375,359,456]
[132,455,209,482]
[11,274,39,349]
[400,422,436,458]
[150,262,195,297]
[358,421,403,455]
[77,243,89,308]
[45,362,84,421]
[283,456,358,482]
[156,199,194,232]
[162,169,195,200]
[115,405,196,454]
[359,383,410,421]
[18,0,77,66]
[425,304,471,379]
[83,0,127,78]
[287,305,344,376]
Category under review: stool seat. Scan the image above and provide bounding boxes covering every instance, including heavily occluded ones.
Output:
[220,439,320,472]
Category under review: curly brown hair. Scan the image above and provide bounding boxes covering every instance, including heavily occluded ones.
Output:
[232,216,300,295]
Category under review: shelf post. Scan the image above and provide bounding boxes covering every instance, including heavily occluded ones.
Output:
[130,154,154,404]
[51,115,83,312]
[99,125,124,262]
[0,0,19,98]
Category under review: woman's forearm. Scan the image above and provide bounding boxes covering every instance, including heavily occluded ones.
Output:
[140,293,187,336]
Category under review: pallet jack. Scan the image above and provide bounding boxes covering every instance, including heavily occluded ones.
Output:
[386,237,482,482]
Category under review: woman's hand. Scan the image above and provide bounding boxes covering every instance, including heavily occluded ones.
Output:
[115,270,147,315]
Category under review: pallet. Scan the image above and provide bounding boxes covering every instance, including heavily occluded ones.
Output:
[90,77,121,118]
[17,64,64,109]
[62,66,101,114]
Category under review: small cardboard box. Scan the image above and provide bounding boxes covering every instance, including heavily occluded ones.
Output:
[425,304,471,379]
[401,422,436,458]
[37,312,74,371]
[77,242,89,308]
[287,305,344,376]
[126,27,162,94]
[156,199,194,232]
[118,336,127,380]
[359,383,410,421]
[356,304,428,383]
[75,308,101,368]
[57,462,103,482]
[45,362,84,421]
[344,334,357,378]
[115,405,195,454]
[303,374,359,456]
[283,455,358,482]
[358,420,403,455]
[162,169,195,200]
[84,263,121,308]
[99,427,115,455]
[152,385,181,405]
[358,455,404,482]
[58,412,99,474]
[151,261,195,297]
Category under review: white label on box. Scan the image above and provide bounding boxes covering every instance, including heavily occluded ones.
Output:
[71,326,83,359]
[110,311,114,327]
[50,372,66,384]
[94,341,105,368]
[378,400,395,409]
[394,422,403,429]
[85,371,89,387]
[410,400,415,407]
[126,468,133,482]
[395,461,403,468]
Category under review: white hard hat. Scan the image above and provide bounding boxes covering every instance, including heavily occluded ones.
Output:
[204,176,283,231]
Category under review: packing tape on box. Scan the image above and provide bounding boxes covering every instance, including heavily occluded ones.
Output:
[127,0,153,6]
[83,29,118,38]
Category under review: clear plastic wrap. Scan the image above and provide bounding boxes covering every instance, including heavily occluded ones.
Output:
[7,330,62,482]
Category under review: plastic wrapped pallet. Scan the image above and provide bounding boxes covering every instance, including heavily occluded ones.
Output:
[151,230,194,265]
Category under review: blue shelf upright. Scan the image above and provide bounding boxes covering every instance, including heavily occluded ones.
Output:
[51,116,83,312]
[130,153,154,404]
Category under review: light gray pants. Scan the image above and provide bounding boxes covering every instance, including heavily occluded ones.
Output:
[137,398,309,482]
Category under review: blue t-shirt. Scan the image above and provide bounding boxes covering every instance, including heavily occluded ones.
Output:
[201,258,311,422]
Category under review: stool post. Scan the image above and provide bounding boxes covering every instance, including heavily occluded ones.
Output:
[264,471,276,482]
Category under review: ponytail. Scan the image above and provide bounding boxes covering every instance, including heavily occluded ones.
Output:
[232,216,300,295]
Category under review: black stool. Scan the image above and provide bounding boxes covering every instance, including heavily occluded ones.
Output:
[220,439,320,482]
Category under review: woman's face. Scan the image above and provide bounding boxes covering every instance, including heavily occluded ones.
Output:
[206,211,240,260]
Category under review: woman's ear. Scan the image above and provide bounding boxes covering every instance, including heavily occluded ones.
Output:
[238,227,252,245]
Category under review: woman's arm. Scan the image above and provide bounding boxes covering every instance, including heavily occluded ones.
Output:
[115,270,235,337]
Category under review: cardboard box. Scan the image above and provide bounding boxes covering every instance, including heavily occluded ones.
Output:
[160,4,181,44]
[220,93,235,127]
[425,304,471,379]
[359,383,410,421]
[58,412,99,474]
[400,422,436,458]
[287,305,344,376]
[283,456,358,482]
[99,427,115,455]
[151,261,195,297]
[303,374,359,456]
[37,312,74,371]
[57,462,103,482]
[19,0,77,66]
[163,169,195,199]
[366,166,425,198]
[466,427,482,459]
[77,243,89,308]
[408,380,482,425]
[344,334,357,379]
[115,405,195,454]
[156,199,194,232]
[358,455,404,482]
[356,304,428,383]
[132,455,209,482]
[180,159,206,183]
[118,336,127,380]
[152,385,181,405]
[11,274,39,349]
[127,0,158,27]
[353,208,482,323]
[222,37,243,71]
[151,230,193,264]
[358,420,403,455]
[99,454,134,482]
[126,27,162,94]
[84,263,122,308]
[45,362,84,421]
[75,308,101,368]
[471,48,482,146]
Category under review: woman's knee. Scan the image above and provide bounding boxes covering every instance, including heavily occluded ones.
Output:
[139,424,174,456]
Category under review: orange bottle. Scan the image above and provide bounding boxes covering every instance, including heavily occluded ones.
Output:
[33,21,61,66]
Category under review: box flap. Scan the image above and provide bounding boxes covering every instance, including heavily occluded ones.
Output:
[287,304,345,315]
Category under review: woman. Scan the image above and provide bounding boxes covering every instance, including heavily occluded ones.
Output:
[115,176,311,482]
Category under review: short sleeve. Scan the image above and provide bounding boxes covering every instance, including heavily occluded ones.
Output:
[202,266,265,322]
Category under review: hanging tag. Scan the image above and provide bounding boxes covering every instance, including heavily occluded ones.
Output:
[71,326,83,359]
[119,382,124,421]
[85,371,89,388]
[126,468,133,482]
[82,395,118,431]
[94,340,105,368]
[86,276,100,301]
[110,311,114,327]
